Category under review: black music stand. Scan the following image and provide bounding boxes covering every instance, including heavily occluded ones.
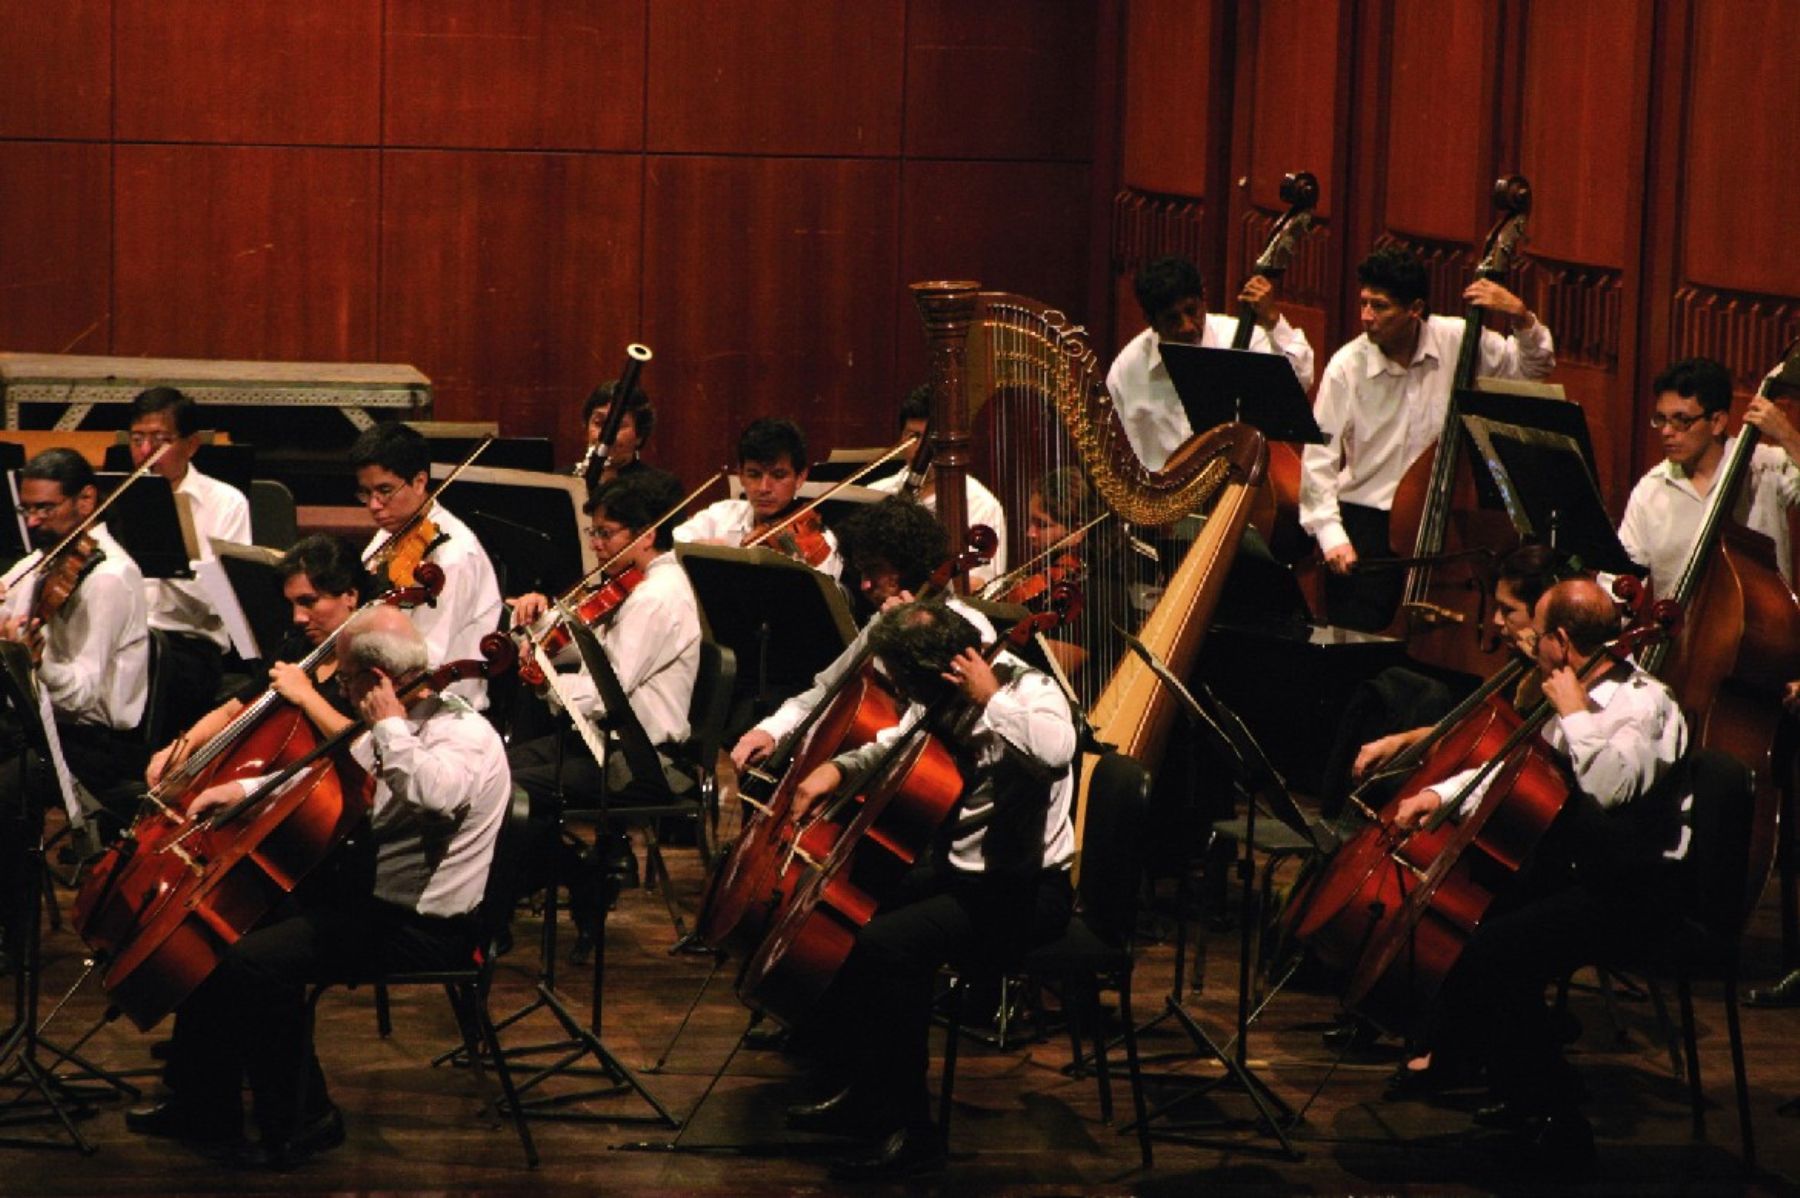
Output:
[1460,414,1639,576]
[433,464,593,598]
[93,473,195,582]
[677,544,858,723]
[209,541,291,662]
[1159,343,1324,444]
[1456,381,1598,511]
[103,442,257,498]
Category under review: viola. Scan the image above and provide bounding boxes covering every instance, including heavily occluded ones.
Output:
[516,564,648,688]
[1000,551,1083,608]
[378,514,445,589]
[25,533,103,664]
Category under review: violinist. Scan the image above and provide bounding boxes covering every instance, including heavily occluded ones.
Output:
[1387,579,1687,1168]
[351,422,503,707]
[145,535,368,789]
[782,601,1076,1179]
[866,387,1008,588]
[672,417,844,579]
[577,377,657,488]
[128,387,253,731]
[1299,245,1555,631]
[0,449,151,813]
[1106,254,1315,472]
[126,606,511,1167]
[1617,356,1800,599]
[729,495,996,772]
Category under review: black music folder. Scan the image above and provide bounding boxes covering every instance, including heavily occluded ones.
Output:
[1460,414,1638,576]
[1159,342,1324,444]
[1456,380,1601,511]
[95,472,197,581]
[210,541,293,661]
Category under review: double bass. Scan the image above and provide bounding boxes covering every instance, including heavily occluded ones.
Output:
[1383,176,1534,676]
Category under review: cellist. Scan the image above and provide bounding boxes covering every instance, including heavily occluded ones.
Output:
[673,417,844,579]
[1386,579,1688,1168]
[125,607,511,1168]
[1299,245,1555,631]
[781,600,1076,1180]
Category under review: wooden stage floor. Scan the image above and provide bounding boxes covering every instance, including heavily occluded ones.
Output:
[4,828,1799,1197]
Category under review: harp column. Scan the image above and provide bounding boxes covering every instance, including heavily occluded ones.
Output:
[910,280,979,591]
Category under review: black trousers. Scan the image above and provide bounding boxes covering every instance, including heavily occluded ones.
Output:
[156,631,225,735]
[164,893,474,1141]
[813,861,1074,1130]
[1323,502,1406,633]
[1316,666,1458,822]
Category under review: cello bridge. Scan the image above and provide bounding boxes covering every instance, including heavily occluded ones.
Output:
[1403,601,1466,627]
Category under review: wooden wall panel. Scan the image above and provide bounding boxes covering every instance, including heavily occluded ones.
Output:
[645,0,905,156]
[113,146,378,361]
[1518,0,1644,270]
[1382,0,1495,243]
[1683,0,1800,297]
[378,151,641,434]
[114,0,381,144]
[0,142,112,355]
[642,157,901,482]
[903,0,1096,161]
[0,0,111,140]
[1120,0,1215,196]
[383,0,645,150]
[1246,0,1343,219]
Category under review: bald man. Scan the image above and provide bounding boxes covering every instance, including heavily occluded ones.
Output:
[127,606,511,1169]
[1390,578,1689,1169]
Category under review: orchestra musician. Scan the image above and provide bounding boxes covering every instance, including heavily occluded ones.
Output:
[351,423,503,708]
[1299,244,1556,631]
[728,495,996,773]
[782,600,1076,1179]
[509,472,701,959]
[1617,356,1800,598]
[128,387,253,730]
[672,417,844,580]
[1386,578,1688,1168]
[578,377,658,488]
[867,387,1008,588]
[145,535,369,789]
[1106,254,1315,472]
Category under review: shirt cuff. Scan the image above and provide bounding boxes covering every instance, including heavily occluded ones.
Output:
[1314,521,1351,554]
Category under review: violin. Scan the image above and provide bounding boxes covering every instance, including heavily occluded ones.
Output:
[364,435,494,585]
[748,506,833,569]
[26,533,103,664]
[999,551,1083,608]
[517,565,647,687]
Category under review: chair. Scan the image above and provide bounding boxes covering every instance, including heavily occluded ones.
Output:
[139,627,180,750]
[939,751,1155,1170]
[304,784,540,1168]
[1604,749,1763,1170]
[248,479,298,551]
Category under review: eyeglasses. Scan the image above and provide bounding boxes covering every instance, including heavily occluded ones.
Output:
[1649,411,1710,431]
[128,431,179,448]
[15,500,66,518]
[587,523,632,541]
[354,482,407,505]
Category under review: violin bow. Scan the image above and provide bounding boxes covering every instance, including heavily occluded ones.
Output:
[742,433,920,550]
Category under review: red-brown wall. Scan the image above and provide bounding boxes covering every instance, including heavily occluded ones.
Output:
[0,0,1111,489]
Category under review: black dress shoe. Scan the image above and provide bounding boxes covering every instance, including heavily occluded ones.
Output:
[1747,967,1800,1008]
[1519,1110,1595,1171]
[125,1099,241,1149]
[240,1105,346,1171]
[786,1086,879,1137]
[829,1124,947,1180]
[569,931,595,967]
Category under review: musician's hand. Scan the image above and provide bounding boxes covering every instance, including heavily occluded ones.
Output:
[1785,680,1800,716]
[187,781,247,821]
[1392,790,1443,831]
[1353,733,1407,780]
[268,661,318,705]
[1463,279,1534,329]
[1745,396,1800,457]
[1238,274,1278,328]
[731,729,776,771]
[356,669,406,724]
[943,648,1000,706]
[0,613,34,644]
[1541,665,1590,717]
[1324,543,1358,575]
[879,588,917,614]
[791,763,842,821]
[510,592,549,628]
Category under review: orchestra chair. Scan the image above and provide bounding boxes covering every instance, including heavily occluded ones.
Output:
[938,751,1154,1170]
[248,479,298,551]
[1603,749,1760,1170]
[304,784,540,1168]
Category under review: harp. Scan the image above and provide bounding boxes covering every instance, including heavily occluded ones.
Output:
[912,282,1267,865]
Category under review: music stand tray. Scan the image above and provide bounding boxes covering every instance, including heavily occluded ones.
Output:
[1159,343,1324,445]
[1461,414,1639,576]
[676,544,857,707]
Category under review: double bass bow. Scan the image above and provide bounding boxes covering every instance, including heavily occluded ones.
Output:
[574,343,654,493]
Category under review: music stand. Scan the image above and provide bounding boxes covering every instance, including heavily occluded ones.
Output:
[102,442,257,498]
[1159,343,1324,444]
[1460,414,1639,575]
[676,544,857,720]
[209,541,293,661]
[432,464,595,598]
[1454,378,1584,509]
[92,473,197,582]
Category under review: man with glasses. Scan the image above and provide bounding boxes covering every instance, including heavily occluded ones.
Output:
[349,422,502,708]
[1617,356,1800,598]
[127,387,253,729]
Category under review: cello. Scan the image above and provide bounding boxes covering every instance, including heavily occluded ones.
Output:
[1382,176,1534,676]
[87,636,517,1031]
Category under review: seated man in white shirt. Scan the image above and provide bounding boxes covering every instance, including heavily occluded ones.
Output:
[673,417,842,579]
[1617,355,1800,598]
[1300,244,1555,631]
[866,386,1007,589]
[125,606,512,1168]
[128,387,254,730]
[1106,255,1315,472]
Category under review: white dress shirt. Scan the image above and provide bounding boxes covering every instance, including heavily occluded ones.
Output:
[2,523,148,730]
[548,551,700,746]
[865,472,1009,589]
[1617,436,1800,598]
[364,503,502,709]
[1106,313,1316,472]
[1300,315,1557,554]
[672,497,844,581]
[753,598,998,746]
[831,650,1076,875]
[148,465,252,650]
